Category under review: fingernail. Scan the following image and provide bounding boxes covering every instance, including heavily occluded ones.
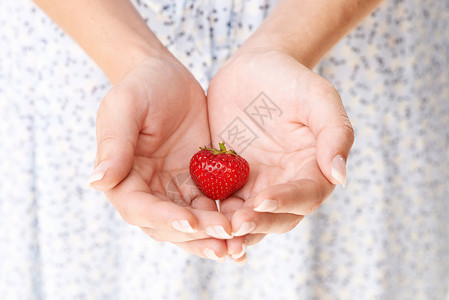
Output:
[204,248,226,263]
[254,199,278,212]
[235,257,247,267]
[231,244,247,259]
[205,225,233,239]
[87,161,109,185]
[171,220,197,233]
[232,222,256,236]
[331,155,347,188]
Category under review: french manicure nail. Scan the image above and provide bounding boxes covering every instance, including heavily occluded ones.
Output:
[235,257,247,267]
[204,248,226,263]
[331,155,347,188]
[205,225,233,239]
[231,244,247,259]
[254,199,278,212]
[87,161,109,185]
[171,220,197,233]
[232,222,256,236]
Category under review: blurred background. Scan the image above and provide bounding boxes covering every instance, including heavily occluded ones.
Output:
[0,0,448,299]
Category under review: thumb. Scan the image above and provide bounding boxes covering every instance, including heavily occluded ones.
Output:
[308,82,354,187]
[88,87,146,190]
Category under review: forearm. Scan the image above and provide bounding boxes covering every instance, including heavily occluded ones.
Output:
[33,0,166,84]
[245,0,383,68]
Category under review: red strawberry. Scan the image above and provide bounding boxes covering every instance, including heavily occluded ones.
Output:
[189,142,250,200]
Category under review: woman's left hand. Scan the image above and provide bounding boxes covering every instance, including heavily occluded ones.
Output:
[207,46,355,261]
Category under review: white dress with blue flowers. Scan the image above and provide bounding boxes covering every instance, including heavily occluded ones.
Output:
[0,0,448,299]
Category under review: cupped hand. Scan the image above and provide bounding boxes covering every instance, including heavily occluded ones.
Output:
[88,53,233,262]
[207,48,354,257]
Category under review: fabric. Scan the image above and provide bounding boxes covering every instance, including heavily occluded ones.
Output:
[0,0,448,299]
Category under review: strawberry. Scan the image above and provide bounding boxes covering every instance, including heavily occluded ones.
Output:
[189,142,250,200]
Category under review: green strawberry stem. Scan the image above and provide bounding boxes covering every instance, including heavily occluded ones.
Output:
[200,142,237,155]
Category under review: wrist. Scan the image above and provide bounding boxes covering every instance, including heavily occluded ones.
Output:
[33,0,172,85]
[105,37,169,85]
[239,30,319,69]
[239,0,383,69]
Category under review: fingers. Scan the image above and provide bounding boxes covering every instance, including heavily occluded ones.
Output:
[253,179,333,215]
[189,195,233,239]
[222,175,332,236]
[106,169,233,241]
[231,207,304,236]
[89,86,148,190]
[113,189,200,232]
[174,237,249,266]
[226,235,247,260]
[143,226,253,265]
[144,228,252,265]
[220,195,302,238]
[143,226,252,265]
[174,238,228,262]
[106,169,197,229]
[306,79,355,187]
[189,207,233,240]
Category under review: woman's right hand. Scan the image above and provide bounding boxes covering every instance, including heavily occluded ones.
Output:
[88,52,234,263]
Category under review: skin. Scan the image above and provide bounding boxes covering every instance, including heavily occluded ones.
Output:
[213,0,383,255]
[97,54,232,260]
[33,0,383,263]
[209,49,341,251]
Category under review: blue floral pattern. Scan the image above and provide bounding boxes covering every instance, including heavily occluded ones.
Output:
[0,0,448,299]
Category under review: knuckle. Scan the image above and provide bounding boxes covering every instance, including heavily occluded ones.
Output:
[97,130,121,149]
[338,116,355,144]
[96,129,135,161]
